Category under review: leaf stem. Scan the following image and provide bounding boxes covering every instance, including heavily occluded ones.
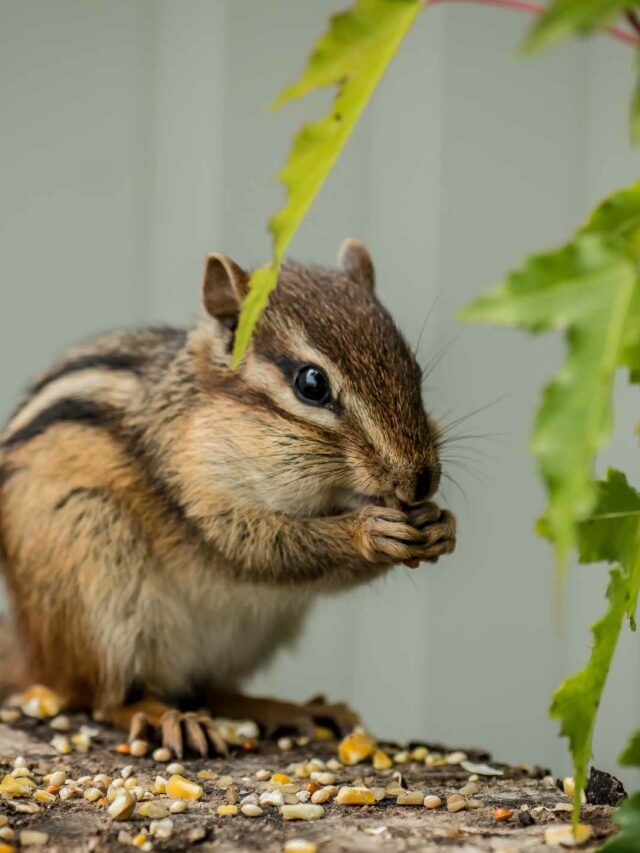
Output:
[425,0,640,47]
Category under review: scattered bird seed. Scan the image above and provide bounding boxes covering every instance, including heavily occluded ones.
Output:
[283,841,317,853]
[217,804,238,816]
[51,735,71,755]
[138,801,169,819]
[83,787,103,802]
[255,769,270,781]
[281,804,324,821]
[459,782,479,796]
[108,790,135,820]
[338,731,375,766]
[424,795,442,809]
[446,751,467,765]
[544,824,593,847]
[152,747,171,762]
[260,790,285,807]
[278,737,293,752]
[460,760,503,777]
[518,809,536,826]
[0,709,20,724]
[166,762,185,775]
[166,774,203,801]
[397,790,424,805]
[169,799,187,814]
[33,789,56,803]
[493,807,512,822]
[241,804,263,817]
[372,750,392,770]
[310,785,337,804]
[129,739,148,758]
[336,786,375,805]
[393,751,409,764]
[19,830,48,847]
[149,818,173,840]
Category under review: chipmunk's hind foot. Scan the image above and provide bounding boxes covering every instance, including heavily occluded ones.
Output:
[106,698,228,760]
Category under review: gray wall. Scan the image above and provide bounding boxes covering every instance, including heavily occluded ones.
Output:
[1,0,638,785]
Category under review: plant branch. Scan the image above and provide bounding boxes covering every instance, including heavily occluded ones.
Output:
[425,0,639,47]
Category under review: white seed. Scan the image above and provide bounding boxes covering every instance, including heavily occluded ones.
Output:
[0,709,20,724]
[241,794,258,806]
[11,767,32,778]
[153,775,167,794]
[326,759,342,771]
[284,841,317,853]
[424,795,442,809]
[278,737,293,751]
[241,804,264,817]
[93,774,111,790]
[19,830,48,846]
[467,798,485,809]
[130,739,148,757]
[259,790,284,807]
[149,818,174,840]
[108,789,135,820]
[120,765,135,780]
[255,769,271,781]
[296,790,311,802]
[124,777,138,789]
[13,756,27,769]
[50,714,72,731]
[59,786,81,800]
[166,762,185,775]
[0,827,14,841]
[447,794,468,813]
[51,735,71,754]
[310,771,335,786]
[459,782,479,796]
[446,751,467,765]
[187,827,207,844]
[84,787,103,802]
[169,799,187,814]
[393,751,409,764]
[544,823,593,847]
[397,790,425,805]
[138,800,170,819]
[280,803,325,821]
[311,785,337,804]
[152,747,172,762]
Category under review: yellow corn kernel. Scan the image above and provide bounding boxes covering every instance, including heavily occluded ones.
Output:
[271,773,291,785]
[336,786,376,805]
[0,775,35,797]
[166,775,203,801]
[337,732,375,766]
[33,789,56,803]
[372,750,392,770]
[217,804,238,816]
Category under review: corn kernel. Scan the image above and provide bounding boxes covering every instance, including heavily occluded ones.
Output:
[337,732,375,766]
[372,750,392,770]
[336,786,375,805]
[166,775,203,801]
[217,804,238,816]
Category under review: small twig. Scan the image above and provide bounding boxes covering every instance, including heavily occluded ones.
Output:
[424,0,640,47]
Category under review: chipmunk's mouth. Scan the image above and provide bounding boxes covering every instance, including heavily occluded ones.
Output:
[324,489,390,515]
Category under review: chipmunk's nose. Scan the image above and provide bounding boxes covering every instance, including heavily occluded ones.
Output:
[394,463,441,504]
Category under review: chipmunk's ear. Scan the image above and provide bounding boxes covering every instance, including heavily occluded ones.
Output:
[202,254,250,327]
[337,238,375,293]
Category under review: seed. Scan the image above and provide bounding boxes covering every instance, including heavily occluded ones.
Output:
[152,747,171,762]
[326,759,342,771]
[50,715,71,731]
[393,751,409,764]
[446,751,467,765]
[19,830,48,846]
[467,799,485,809]
[554,803,573,813]
[112,778,125,789]
[424,795,442,809]
[11,768,32,779]
[0,774,35,796]
[311,785,338,804]
[48,771,66,787]
[0,844,12,853]
[153,776,167,794]
[71,732,91,752]
[217,775,234,788]
[284,841,317,853]
[133,832,151,850]
[272,773,291,784]
[278,737,293,751]
[108,790,135,820]
[447,795,468,813]
[396,790,424,806]
[372,750,392,770]
[124,778,139,790]
[518,810,536,826]
[563,777,575,797]
[34,789,56,803]
[129,739,148,757]
[411,746,429,761]
[169,799,187,814]
[20,685,63,719]
[292,763,309,779]
[493,807,512,822]
[0,709,20,724]
[149,818,174,840]
[310,772,334,786]
[114,743,130,755]
[217,804,238,816]
[241,794,258,806]
[166,774,203,801]
[0,828,13,841]
[226,787,240,804]
[255,769,270,781]
[59,786,81,800]
[83,787,103,802]
[120,765,134,780]
[241,804,263,817]
[338,731,375,766]
[188,827,207,844]
[197,770,217,780]
[259,790,285,807]
[166,762,185,775]
[336,786,376,806]
[281,804,325,821]
[544,824,593,847]
[138,801,169,819]
[44,785,59,795]
[93,774,111,790]
[459,782,479,797]
[51,735,71,755]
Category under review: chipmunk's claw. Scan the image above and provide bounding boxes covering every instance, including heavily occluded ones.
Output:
[116,700,228,759]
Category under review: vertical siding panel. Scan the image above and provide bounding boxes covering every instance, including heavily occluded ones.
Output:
[145,0,227,325]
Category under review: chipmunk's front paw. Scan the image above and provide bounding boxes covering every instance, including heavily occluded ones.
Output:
[407,501,457,563]
[355,505,426,564]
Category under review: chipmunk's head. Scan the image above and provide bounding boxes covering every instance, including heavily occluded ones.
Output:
[192,240,441,515]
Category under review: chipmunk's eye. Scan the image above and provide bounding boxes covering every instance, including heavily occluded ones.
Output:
[294,364,331,407]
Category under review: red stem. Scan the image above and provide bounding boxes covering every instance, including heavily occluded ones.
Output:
[425,0,639,47]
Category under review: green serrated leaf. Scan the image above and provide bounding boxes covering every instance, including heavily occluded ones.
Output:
[601,793,640,853]
[523,0,633,54]
[231,0,421,365]
[620,730,640,766]
[461,235,638,569]
[550,469,640,825]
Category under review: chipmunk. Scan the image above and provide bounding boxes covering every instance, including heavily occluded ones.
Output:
[0,239,456,756]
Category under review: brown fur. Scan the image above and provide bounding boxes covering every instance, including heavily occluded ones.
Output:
[0,243,455,717]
